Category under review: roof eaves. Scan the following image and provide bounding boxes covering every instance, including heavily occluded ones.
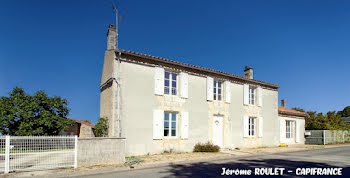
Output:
[115,49,280,89]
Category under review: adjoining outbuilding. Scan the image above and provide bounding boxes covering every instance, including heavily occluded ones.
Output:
[59,118,96,138]
[278,99,308,145]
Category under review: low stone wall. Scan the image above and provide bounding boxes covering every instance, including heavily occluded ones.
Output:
[78,137,125,166]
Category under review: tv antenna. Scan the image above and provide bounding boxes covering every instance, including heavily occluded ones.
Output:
[103,0,120,49]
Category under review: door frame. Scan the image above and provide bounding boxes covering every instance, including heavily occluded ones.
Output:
[212,115,224,147]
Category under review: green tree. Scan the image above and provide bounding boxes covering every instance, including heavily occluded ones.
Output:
[291,107,306,113]
[338,106,350,117]
[0,87,74,135]
[83,120,91,124]
[95,117,108,137]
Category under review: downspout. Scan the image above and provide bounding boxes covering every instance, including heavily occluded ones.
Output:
[108,51,121,137]
[116,51,121,137]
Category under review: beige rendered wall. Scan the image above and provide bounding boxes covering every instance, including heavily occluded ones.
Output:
[78,138,125,166]
[79,124,95,138]
[118,58,280,156]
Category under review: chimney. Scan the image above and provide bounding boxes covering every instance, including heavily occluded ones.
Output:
[244,66,253,79]
[107,24,116,50]
[281,99,286,108]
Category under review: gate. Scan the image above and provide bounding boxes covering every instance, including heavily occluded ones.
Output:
[0,136,77,173]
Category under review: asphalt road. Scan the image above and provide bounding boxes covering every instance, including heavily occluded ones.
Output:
[74,145,350,178]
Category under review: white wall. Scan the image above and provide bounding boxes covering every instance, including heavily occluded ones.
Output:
[279,115,305,144]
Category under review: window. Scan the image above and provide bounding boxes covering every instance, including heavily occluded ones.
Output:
[164,112,177,137]
[286,120,294,139]
[164,71,177,95]
[213,80,222,101]
[249,86,256,105]
[248,117,256,137]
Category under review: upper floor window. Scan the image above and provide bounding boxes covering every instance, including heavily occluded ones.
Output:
[248,117,256,137]
[213,80,222,101]
[164,112,177,137]
[164,71,177,95]
[249,86,256,105]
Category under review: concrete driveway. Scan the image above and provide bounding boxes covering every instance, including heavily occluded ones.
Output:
[73,145,350,177]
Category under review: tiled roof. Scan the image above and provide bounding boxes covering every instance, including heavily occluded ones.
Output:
[67,118,95,128]
[278,107,308,117]
[117,49,280,89]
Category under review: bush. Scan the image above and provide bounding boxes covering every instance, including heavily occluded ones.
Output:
[193,142,220,152]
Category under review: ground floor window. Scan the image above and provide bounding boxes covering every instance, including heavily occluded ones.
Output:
[248,117,256,137]
[164,112,177,137]
[286,120,294,139]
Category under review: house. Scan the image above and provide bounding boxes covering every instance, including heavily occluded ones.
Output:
[100,25,283,156]
[59,118,96,138]
[278,100,308,144]
[340,117,350,126]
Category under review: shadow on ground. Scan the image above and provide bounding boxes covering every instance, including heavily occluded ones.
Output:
[161,159,350,177]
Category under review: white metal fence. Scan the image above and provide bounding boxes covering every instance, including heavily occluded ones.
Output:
[305,130,350,145]
[0,136,77,173]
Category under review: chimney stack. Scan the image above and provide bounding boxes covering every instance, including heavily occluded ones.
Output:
[107,24,116,50]
[281,99,286,108]
[244,66,253,79]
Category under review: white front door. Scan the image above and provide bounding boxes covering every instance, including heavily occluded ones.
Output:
[212,116,223,147]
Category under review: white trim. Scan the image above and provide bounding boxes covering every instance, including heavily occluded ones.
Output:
[207,77,214,101]
[225,81,231,103]
[163,112,178,139]
[180,72,188,98]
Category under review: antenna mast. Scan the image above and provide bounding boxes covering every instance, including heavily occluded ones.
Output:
[112,5,119,49]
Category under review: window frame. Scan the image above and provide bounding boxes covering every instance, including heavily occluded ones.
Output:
[213,79,223,101]
[248,86,256,105]
[286,120,294,139]
[163,112,178,139]
[248,117,256,137]
[164,70,178,96]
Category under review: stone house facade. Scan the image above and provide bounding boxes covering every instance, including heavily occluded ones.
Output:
[100,25,304,156]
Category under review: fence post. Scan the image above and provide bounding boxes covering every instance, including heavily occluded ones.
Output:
[343,131,345,143]
[4,136,10,173]
[74,135,78,168]
[323,130,326,145]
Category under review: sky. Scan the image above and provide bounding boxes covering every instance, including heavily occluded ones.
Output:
[1,0,350,124]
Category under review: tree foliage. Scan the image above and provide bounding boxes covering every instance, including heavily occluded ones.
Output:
[301,107,350,130]
[95,117,108,137]
[0,87,74,135]
[336,106,350,117]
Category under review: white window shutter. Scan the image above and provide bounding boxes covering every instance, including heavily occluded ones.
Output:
[295,120,300,143]
[154,67,164,95]
[243,84,249,105]
[153,109,164,139]
[280,119,286,143]
[258,117,263,138]
[180,72,189,99]
[181,112,189,139]
[225,81,231,103]
[257,87,263,107]
[207,77,214,101]
[243,116,249,137]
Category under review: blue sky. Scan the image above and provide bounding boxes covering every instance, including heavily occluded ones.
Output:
[1,0,349,124]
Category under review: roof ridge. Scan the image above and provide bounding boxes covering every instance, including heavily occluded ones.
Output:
[118,49,280,88]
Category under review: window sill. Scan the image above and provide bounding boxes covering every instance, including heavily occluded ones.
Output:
[162,137,179,139]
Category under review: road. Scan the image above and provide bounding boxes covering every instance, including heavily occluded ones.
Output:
[73,145,350,177]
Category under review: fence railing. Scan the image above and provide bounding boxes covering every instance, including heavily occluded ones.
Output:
[305,130,350,145]
[0,136,77,173]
